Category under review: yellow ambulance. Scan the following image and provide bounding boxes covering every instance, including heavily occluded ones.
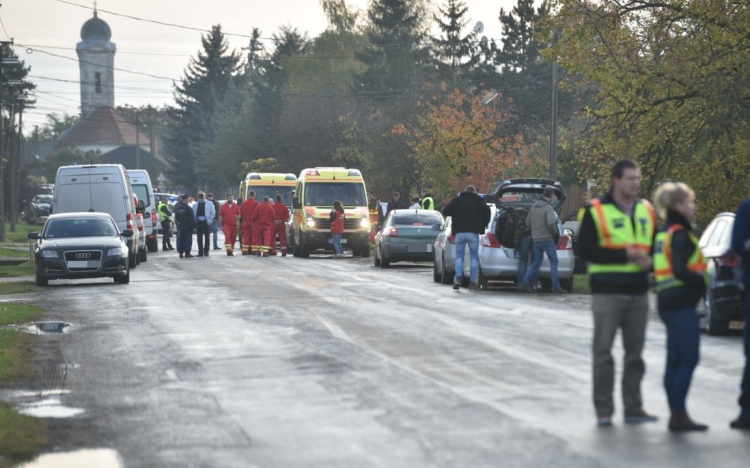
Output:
[238,173,297,205]
[289,167,370,258]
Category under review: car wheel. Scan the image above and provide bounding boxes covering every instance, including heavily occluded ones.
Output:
[560,277,574,293]
[129,251,137,269]
[299,239,310,258]
[540,279,552,291]
[704,288,729,335]
[115,267,130,284]
[440,254,452,285]
[35,267,48,287]
[433,257,441,283]
[139,247,148,262]
[477,270,489,290]
[360,245,371,258]
[380,253,390,268]
[147,238,158,253]
[374,245,381,267]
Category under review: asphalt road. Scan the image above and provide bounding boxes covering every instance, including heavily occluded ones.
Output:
[11,234,750,467]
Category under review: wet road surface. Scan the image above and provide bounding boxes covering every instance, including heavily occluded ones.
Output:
[13,235,750,467]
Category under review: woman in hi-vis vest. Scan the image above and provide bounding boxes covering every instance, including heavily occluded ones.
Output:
[653,183,708,432]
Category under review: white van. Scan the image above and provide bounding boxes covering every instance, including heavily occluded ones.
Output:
[127,170,158,253]
[53,164,139,269]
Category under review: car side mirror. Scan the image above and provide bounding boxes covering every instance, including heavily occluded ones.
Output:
[292,197,301,209]
[27,232,39,240]
[121,229,134,238]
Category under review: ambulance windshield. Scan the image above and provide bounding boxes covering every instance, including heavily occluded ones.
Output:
[305,183,366,207]
[248,186,294,205]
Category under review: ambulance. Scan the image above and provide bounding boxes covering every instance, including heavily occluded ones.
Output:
[238,173,297,205]
[289,167,370,258]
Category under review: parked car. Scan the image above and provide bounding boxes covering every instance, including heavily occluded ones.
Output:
[29,213,133,286]
[433,216,472,287]
[478,179,575,291]
[699,212,746,335]
[25,194,53,225]
[127,170,158,253]
[374,209,444,268]
[53,164,139,269]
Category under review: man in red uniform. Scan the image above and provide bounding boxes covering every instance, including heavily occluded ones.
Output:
[271,194,290,256]
[219,195,240,256]
[239,191,259,255]
[251,197,276,257]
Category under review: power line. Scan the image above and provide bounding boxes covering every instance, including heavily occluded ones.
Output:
[20,43,193,58]
[0,14,11,40]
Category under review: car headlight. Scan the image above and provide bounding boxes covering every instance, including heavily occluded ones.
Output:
[107,247,123,256]
[306,214,316,228]
[360,217,370,229]
[41,250,58,258]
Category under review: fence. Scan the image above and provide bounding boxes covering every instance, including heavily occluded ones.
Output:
[559,185,589,218]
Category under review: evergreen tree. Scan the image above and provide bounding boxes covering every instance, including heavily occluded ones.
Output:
[496,0,548,73]
[165,25,239,189]
[355,0,429,96]
[432,0,479,84]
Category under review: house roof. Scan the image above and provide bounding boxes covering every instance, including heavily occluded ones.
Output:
[60,106,151,147]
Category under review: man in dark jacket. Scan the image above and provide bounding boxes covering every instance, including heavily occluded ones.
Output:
[386,192,407,214]
[730,198,750,430]
[173,194,196,258]
[443,185,491,290]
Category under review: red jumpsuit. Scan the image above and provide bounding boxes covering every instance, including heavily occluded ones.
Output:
[239,198,259,254]
[271,201,290,255]
[250,202,276,256]
[219,201,240,254]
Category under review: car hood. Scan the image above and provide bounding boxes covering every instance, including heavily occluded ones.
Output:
[39,236,124,249]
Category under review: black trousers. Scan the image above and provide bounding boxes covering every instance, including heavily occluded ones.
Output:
[196,221,210,255]
[161,220,173,249]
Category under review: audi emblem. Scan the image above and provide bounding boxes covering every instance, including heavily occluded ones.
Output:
[75,253,92,260]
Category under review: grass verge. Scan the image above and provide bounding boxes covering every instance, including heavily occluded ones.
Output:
[0,282,41,296]
[573,274,591,294]
[0,247,30,259]
[0,262,35,278]
[0,303,44,326]
[0,403,47,458]
[2,222,39,244]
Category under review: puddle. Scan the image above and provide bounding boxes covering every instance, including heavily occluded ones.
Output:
[27,322,71,334]
[19,449,122,468]
[15,389,70,398]
[19,398,84,418]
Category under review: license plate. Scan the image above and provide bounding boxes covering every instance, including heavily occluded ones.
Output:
[427,244,432,253]
[328,239,348,244]
[730,321,746,330]
[408,245,430,253]
[68,261,99,268]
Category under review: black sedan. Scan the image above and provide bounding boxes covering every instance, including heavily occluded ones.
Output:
[29,213,134,286]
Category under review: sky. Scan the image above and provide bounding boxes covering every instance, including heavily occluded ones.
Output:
[2,0,518,130]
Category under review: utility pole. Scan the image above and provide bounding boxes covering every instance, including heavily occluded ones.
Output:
[148,105,154,159]
[11,97,28,232]
[550,60,559,181]
[135,111,140,169]
[0,39,21,242]
[9,98,16,232]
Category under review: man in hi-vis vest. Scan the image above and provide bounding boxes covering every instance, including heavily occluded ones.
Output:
[578,159,657,428]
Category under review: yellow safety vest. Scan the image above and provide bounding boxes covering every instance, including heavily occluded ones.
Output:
[653,224,707,291]
[157,202,171,222]
[421,196,434,210]
[582,198,656,275]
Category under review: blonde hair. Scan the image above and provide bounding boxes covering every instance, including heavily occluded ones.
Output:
[654,182,695,219]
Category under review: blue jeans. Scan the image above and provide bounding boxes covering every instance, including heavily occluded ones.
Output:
[740,293,750,415]
[177,225,193,254]
[658,308,700,411]
[517,236,538,288]
[211,219,219,248]
[332,233,343,255]
[454,232,479,284]
[520,240,559,288]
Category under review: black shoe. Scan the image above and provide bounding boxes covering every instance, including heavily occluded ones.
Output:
[213,247,221,250]
[730,414,750,430]
[469,283,480,290]
[669,410,708,432]
[453,279,461,290]
[185,254,194,258]
[197,253,204,257]
[227,252,234,256]
[179,253,184,258]
[516,284,531,293]
[169,246,175,250]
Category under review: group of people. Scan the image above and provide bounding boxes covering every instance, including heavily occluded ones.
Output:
[440,159,750,432]
[385,189,435,213]
[157,191,290,258]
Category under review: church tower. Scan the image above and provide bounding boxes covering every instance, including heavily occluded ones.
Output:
[76,9,116,116]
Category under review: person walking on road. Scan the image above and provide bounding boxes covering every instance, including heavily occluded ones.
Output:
[208,193,221,250]
[239,191,259,255]
[219,194,240,256]
[173,194,196,259]
[193,191,216,257]
[387,192,406,214]
[442,185,491,291]
[517,188,564,293]
[578,159,657,427]
[251,197,276,257]
[421,189,435,210]
[157,196,174,251]
[272,194,290,256]
[330,200,346,259]
[730,196,750,430]
[653,183,708,432]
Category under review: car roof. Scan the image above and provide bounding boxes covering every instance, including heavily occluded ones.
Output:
[48,212,115,220]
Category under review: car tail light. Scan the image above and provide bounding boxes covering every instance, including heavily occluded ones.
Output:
[152,210,157,226]
[387,227,398,238]
[557,234,572,250]
[449,234,456,244]
[126,212,134,230]
[482,232,501,248]
[719,253,742,268]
